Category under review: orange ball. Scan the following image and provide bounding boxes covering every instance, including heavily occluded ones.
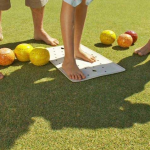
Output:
[0,48,15,66]
[117,34,133,48]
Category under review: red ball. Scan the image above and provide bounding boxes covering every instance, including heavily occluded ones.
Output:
[117,34,133,48]
[0,48,15,66]
[125,30,138,44]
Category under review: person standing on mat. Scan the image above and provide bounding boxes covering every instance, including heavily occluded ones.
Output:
[0,0,59,46]
[60,0,96,80]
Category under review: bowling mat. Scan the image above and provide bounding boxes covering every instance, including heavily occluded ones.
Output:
[47,45,125,82]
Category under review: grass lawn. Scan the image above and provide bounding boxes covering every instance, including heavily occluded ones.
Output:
[1,0,150,149]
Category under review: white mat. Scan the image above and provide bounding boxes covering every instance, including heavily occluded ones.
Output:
[47,45,125,82]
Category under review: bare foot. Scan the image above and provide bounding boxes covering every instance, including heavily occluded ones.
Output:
[0,72,4,80]
[134,40,150,56]
[75,48,96,63]
[34,29,59,46]
[62,60,86,80]
[0,33,3,41]
[0,27,3,41]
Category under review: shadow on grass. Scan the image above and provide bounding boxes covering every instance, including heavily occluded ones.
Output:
[94,43,129,50]
[0,53,150,149]
[0,39,48,49]
[112,45,129,51]
[94,42,112,48]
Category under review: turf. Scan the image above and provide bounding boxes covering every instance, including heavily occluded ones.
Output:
[0,0,150,149]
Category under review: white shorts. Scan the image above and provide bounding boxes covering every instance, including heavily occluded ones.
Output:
[63,0,93,7]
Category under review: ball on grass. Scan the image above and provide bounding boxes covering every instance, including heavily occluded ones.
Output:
[117,34,133,48]
[125,30,138,44]
[29,47,50,66]
[14,43,33,62]
[0,48,15,66]
[100,30,116,45]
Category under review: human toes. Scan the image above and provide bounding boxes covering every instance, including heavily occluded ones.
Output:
[138,51,144,56]
[80,72,86,79]
[70,74,81,80]
[76,73,83,80]
[91,56,96,62]
[70,72,85,80]
[0,72,4,79]
[134,48,140,54]
[54,39,59,45]
[89,56,96,63]
[51,39,59,46]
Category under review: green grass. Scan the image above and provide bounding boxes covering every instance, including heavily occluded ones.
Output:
[1,0,150,149]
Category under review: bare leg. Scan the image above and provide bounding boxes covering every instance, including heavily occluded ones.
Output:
[60,1,85,80]
[74,1,96,62]
[31,7,59,46]
[134,40,150,56]
[0,11,3,41]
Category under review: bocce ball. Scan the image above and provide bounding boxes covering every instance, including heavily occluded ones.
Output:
[29,47,50,66]
[125,30,138,44]
[14,43,33,62]
[117,34,133,48]
[0,48,15,66]
[100,30,116,45]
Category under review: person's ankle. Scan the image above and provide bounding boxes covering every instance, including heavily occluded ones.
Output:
[34,28,44,34]
[63,58,76,65]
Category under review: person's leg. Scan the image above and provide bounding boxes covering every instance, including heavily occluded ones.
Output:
[60,1,85,80]
[74,0,96,62]
[31,7,59,46]
[0,0,11,41]
[26,0,59,46]
[134,40,150,56]
[0,11,3,41]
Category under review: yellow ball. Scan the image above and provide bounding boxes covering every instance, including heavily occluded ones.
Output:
[29,47,50,66]
[14,43,33,62]
[100,30,116,45]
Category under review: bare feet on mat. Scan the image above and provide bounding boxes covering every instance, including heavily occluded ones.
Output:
[62,60,86,80]
[75,48,96,63]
